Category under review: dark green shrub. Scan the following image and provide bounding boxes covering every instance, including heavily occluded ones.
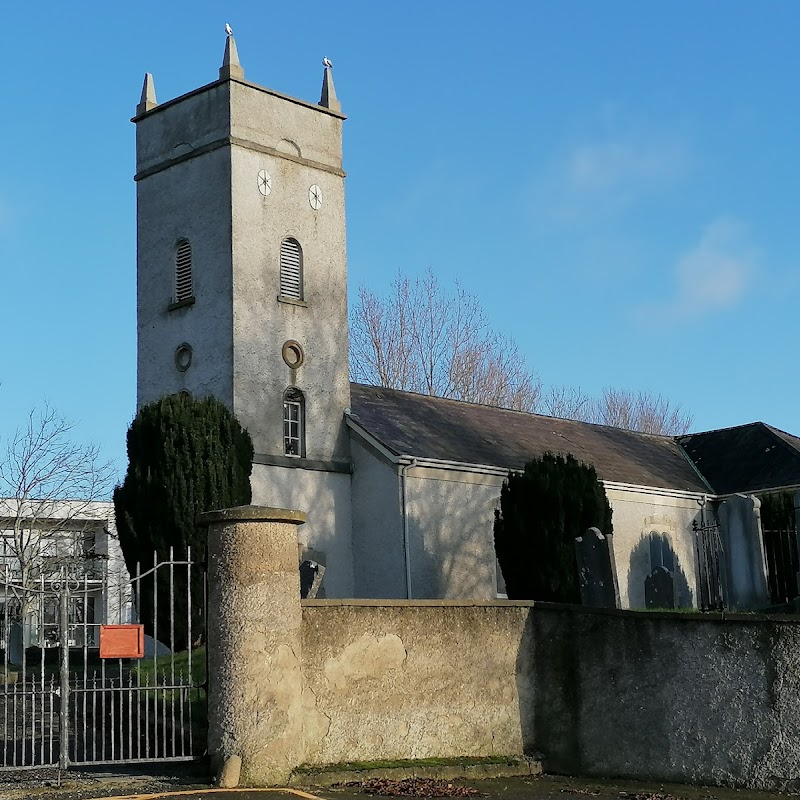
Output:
[113,393,253,649]
[493,452,612,602]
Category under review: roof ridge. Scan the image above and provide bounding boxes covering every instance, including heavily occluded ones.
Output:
[350,382,678,442]
[678,420,763,439]
[763,422,800,461]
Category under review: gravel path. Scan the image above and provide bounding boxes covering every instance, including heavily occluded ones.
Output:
[0,763,210,800]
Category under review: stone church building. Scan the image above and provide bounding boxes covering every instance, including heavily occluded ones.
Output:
[133,33,800,611]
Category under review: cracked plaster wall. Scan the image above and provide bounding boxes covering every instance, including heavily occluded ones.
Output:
[300,602,532,765]
[299,601,800,790]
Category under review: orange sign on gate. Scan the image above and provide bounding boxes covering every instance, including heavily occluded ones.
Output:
[99,624,145,659]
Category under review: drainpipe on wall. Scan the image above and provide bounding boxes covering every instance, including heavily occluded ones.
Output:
[400,458,417,599]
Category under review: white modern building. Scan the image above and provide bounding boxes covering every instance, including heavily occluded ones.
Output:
[0,499,132,649]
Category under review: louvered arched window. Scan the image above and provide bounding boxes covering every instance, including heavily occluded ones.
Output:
[175,239,193,302]
[279,238,303,299]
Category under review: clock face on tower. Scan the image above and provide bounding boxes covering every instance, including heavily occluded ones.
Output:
[308,184,323,210]
[257,170,272,196]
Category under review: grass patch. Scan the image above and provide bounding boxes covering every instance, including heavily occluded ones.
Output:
[132,646,206,686]
[295,756,521,774]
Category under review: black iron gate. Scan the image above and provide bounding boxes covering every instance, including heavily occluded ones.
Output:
[0,548,206,770]
[763,525,799,605]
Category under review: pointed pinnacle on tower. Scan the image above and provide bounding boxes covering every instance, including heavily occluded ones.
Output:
[136,73,158,116]
[220,23,244,80]
[319,57,341,113]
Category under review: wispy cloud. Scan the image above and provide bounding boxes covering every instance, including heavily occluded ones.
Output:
[568,136,688,193]
[531,125,691,226]
[638,218,756,322]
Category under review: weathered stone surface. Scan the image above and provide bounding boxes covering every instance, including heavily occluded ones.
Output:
[203,509,306,786]
[644,566,675,609]
[575,527,620,608]
[217,754,242,788]
[300,602,531,765]
[530,606,800,791]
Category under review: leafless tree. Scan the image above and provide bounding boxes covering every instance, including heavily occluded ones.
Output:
[540,384,594,421]
[0,405,115,639]
[589,388,693,435]
[350,269,542,411]
[542,385,692,434]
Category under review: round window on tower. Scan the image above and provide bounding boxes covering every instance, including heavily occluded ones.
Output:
[282,340,305,369]
[175,343,193,372]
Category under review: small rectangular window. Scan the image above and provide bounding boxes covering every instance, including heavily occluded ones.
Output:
[284,399,303,456]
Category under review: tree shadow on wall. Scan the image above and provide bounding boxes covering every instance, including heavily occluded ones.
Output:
[406,492,501,599]
[627,533,693,609]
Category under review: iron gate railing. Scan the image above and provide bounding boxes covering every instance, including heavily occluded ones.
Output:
[762,526,799,605]
[0,548,205,770]
[693,519,725,611]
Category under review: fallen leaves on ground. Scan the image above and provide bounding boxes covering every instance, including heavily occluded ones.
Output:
[344,778,483,797]
[620,793,682,800]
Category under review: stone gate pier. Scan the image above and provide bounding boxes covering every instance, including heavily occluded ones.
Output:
[199,506,307,786]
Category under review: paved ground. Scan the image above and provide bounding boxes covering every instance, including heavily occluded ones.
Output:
[1,770,793,800]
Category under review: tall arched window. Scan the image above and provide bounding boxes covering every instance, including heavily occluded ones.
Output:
[279,238,303,299]
[175,239,193,302]
[283,388,305,457]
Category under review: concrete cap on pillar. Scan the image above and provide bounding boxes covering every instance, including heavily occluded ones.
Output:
[197,505,306,526]
[136,73,158,116]
[319,57,341,113]
[220,24,244,80]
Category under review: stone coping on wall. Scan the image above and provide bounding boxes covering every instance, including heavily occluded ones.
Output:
[302,597,800,624]
[302,599,536,608]
[197,505,307,525]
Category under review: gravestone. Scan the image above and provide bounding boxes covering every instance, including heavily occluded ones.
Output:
[574,527,620,608]
[7,621,23,666]
[645,566,675,609]
[299,560,325,599]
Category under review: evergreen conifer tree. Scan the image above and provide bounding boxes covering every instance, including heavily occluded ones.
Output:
[113,393,254,650]
[494,452,612,602]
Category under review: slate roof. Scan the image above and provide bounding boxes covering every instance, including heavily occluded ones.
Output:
[677,423,800,495]
[349,384,711,493]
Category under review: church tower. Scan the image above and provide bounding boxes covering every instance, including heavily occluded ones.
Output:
[133,31,353,594]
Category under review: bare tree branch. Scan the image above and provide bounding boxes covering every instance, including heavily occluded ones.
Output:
[590,388,693,435]
[540,385,693,435]
[0,405,115,611]
[350,268,542,412]
[540,385,595,421]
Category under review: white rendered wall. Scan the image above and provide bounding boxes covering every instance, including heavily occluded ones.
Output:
[606,486,705,609]
[348,461,708,605]
[250,463,353,597]
[349,439,406,599]
[403,467,504,599]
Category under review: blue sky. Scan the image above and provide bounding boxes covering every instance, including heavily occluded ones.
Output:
[1,1,799,481]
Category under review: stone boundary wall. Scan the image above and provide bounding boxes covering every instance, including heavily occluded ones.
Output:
[201,507,800,790]
[299,601,800,790]
[531,604,800,790]
[300,600,533,766]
